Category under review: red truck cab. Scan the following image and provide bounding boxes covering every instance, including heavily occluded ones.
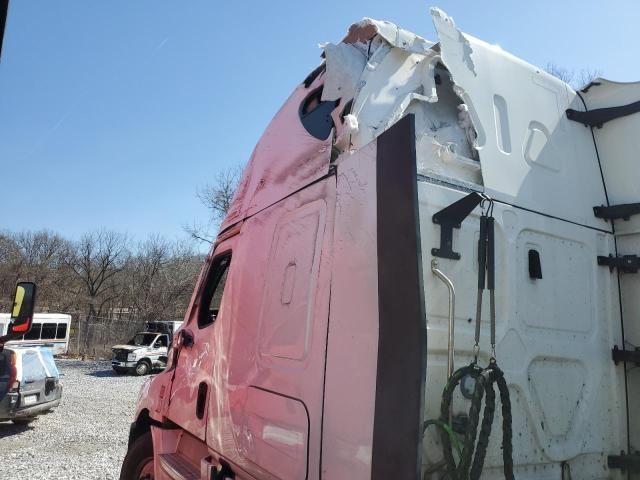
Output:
[123,8,640,480]
[121,30,419,478]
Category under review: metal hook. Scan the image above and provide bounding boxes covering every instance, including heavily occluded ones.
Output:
[479,193,494,217]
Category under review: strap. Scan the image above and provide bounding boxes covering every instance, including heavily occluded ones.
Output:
[474,215,489,361]
[487,216,496,357]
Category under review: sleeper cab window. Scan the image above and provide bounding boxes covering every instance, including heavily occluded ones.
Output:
[198,252,232,329]
[299,86,339,140]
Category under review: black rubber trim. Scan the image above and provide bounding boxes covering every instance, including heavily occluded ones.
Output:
[302,62,326,88]
[318,281,333,479]
[578,90,630,463]
[576,92,611,207]
[577,91,632,471]
[371,114,426,479]
[567,100,640,128]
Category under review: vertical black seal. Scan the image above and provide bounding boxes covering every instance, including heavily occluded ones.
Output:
[372,114,427,479]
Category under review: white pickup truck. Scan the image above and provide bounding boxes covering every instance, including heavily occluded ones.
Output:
[111,321,182,376]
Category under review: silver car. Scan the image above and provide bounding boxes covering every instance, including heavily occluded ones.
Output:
[0,345,62,424]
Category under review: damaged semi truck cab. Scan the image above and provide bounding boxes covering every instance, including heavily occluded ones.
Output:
[123,8,640,480]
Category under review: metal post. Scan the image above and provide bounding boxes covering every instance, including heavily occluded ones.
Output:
[431,259,456,378]
[77,315,81,355]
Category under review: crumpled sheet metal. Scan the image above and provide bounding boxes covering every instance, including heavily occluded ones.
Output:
[221,10,482,233]
[343,17,434,55]
[321,42,367,102]
[322,15,445,154]
[429,7,609,230]
[430,8,476,76]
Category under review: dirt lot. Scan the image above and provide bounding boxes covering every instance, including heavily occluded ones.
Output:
[0,359,148,480]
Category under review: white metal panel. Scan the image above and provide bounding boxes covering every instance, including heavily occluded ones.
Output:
[581,79,640,235]
[582,79,640,460]
[431,8,610,231]
[418,180,626,478]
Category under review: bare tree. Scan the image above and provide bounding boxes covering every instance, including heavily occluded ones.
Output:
[66,230,129,318]
[0,233,23,310]
[121,235,170,321]
[197,166,243,220]
[151,239,202,318]
[0,227,204,357]
[0,230,75,312]
[13,230,76,311]
[546,63,602,91]
[185,164,244,243]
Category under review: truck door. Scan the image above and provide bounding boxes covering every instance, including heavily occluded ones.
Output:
[164,236,236,442]
[580,79,640,476]
[157,177,336,479]
[205,177,336,480]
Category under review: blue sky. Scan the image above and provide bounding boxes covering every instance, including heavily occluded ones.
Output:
[1,1,638,242]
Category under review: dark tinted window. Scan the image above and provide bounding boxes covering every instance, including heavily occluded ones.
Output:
[24,323,41,340]
[299,87,338,140]
[129,333,156,346]
[41,323,57,339]
[198,253,231,328]
[56,323,68,339]
[155,335,168,347]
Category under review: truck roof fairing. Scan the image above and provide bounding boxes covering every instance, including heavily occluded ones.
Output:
[220,7,623,233]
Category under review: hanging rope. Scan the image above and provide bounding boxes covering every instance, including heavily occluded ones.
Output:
[427,195,515,479]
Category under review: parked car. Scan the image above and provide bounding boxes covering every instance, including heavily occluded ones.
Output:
[0,344,62,424]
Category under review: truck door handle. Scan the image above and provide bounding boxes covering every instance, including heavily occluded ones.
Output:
[178,329,194,348]
[196,382,208,419]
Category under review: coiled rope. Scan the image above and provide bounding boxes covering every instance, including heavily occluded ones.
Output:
[435,359,514,479]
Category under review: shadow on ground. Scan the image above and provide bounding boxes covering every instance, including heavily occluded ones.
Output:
[85,369,125,378]
[0,420,35,439]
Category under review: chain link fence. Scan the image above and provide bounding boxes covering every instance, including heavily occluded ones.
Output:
[67,315,147,359]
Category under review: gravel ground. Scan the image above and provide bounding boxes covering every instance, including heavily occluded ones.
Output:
[0,359,148,480]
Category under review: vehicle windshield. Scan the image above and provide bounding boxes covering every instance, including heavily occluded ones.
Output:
[128,334,157,346]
